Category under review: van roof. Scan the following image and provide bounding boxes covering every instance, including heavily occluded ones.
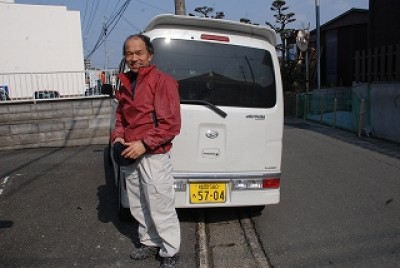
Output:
[144,14,277,46]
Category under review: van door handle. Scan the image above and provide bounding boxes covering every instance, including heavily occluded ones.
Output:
[201,148,221,158]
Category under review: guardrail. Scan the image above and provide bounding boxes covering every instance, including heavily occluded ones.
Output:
[0,70,116,103]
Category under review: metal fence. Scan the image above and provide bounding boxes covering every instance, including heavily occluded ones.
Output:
[296,86,370,136]
[0,70,116,103]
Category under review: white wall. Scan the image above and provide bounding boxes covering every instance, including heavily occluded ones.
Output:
[0,2,85,98]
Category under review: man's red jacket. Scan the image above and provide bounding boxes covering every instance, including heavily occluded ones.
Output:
[112,64,181,154]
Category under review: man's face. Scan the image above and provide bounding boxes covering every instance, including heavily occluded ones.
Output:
[124,37,153,73]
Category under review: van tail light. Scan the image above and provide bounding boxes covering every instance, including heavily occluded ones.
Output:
[201,34,230,42]
[232,177,280,190]
[262,178,280,189]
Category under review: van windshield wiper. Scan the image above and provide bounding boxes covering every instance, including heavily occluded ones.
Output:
[180,99,227,118]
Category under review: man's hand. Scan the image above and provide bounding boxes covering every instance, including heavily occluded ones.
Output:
[121,140,146,160]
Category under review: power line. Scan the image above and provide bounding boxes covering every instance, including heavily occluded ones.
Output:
[83,0,122,53]
[109,0,122,19]
[82,0,90,30]
[83,0,100,37]
[86,0,132,59]
[135,0,171,13]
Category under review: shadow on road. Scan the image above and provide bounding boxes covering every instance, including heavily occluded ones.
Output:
[95,146,261,248]
[96,147,140,247]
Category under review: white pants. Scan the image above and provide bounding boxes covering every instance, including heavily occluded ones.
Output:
[123,153,180,257]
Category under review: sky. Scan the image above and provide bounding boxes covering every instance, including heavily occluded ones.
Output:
[15,0,369,69]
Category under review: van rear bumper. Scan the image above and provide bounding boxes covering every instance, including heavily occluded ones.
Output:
[172,172,281,208]
[174,189,280,208]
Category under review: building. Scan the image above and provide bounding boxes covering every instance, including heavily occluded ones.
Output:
[309,9,369,87]
[309,0,400,87]
[0,1,85,98]
[368,0,400,49]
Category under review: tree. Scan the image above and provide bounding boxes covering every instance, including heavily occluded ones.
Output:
[266,0,296,64]
[194,6,215,17]
[215,11,225,19]
[240,18,252,24]
[192,6,225,19]
[266,0,296,91]
[239,18,259,25]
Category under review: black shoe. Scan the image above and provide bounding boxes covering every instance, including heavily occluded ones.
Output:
[160,255,178,268]
[130,245,159,260]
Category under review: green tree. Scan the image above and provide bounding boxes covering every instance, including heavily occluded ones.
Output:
[239,18,259,25]
[194,6,214,17]
[266,0,296,91]
[193,6,225,19]
[240,18,252,24]
[215,11,225,19]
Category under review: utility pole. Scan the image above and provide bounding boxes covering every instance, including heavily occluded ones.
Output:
[174,0,186,15]
[103,22,108,71]
[315,0,321,90]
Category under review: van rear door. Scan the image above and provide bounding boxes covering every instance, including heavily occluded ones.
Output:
[150,38,283,174]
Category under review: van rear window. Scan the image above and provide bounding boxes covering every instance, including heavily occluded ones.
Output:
[152,38,277,108]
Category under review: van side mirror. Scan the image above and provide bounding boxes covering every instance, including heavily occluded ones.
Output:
[101,84,113,96]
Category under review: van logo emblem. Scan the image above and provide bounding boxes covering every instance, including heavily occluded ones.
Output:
[246,114,266,120]
[205,130,219,139]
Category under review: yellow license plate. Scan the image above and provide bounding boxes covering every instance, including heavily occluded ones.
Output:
[189,183,226,204]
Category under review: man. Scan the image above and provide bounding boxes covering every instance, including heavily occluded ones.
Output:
[112,34,181,268]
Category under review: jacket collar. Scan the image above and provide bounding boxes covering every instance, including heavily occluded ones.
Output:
[137,64,156,81]
[118,64,156,87]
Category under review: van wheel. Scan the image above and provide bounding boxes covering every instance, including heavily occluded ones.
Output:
[117,171,132,221]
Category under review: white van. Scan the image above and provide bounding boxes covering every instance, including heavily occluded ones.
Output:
[105,14,283,217]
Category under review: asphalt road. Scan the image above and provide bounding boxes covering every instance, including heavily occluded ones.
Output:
[1,117,399,267]
[255,118,400,267]
[0,145,199,267]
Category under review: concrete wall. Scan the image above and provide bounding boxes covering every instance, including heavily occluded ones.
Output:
[0,98,112,150]
[369,84,400,143]
[1,83,398,151]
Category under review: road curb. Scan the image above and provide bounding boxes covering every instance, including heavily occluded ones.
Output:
[239,210,272,268]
